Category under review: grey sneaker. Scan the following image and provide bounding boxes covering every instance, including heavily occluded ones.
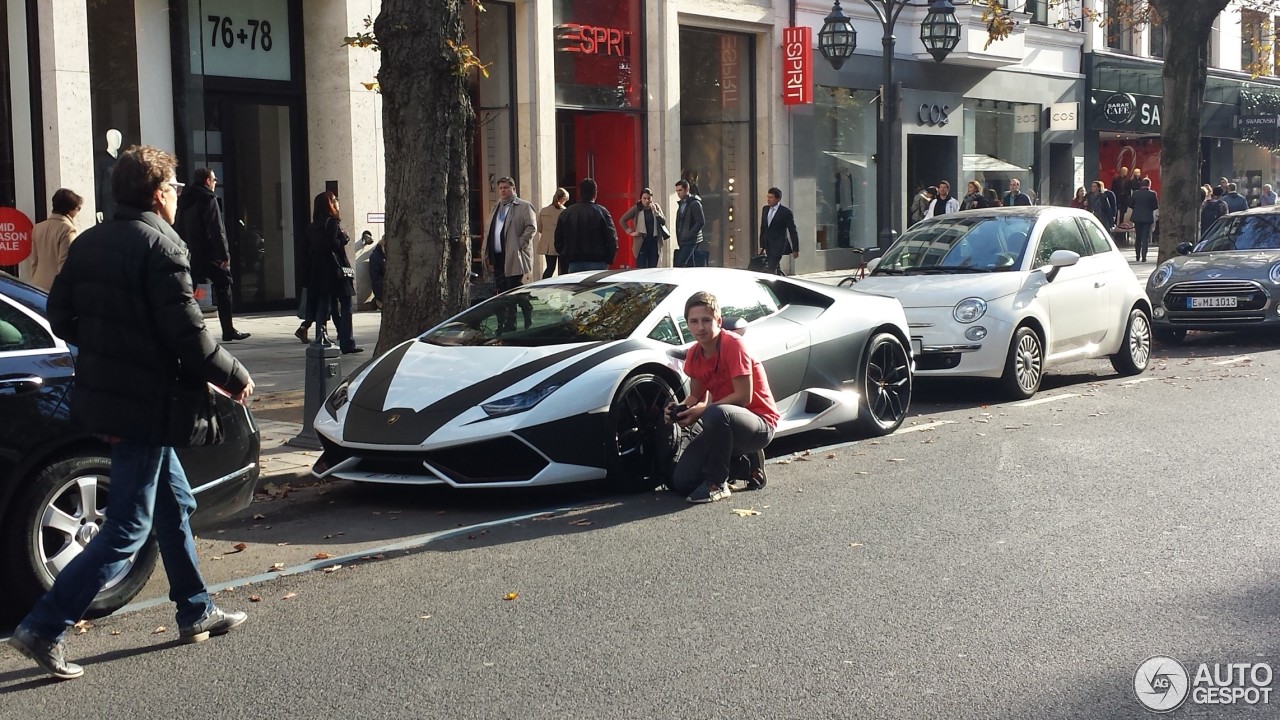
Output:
[8,625,84,680]
[179,606,247,644]
[686,481,732,504]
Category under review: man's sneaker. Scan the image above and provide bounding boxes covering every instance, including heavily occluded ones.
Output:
[686,481,732,504]
[179,606,247,644]
[8,625,84,680]
[745,449,767,491]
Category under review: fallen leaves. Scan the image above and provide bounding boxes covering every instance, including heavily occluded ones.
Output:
[730,508,761,517]
[569,518,593,527]
[282,592,298,600]
[269,562,286,572]
[249,595,262,602]
[321,564,342,573]
[74,620,93,635]
[503,592,519,601]
[152,626,167,635]
[228,542,248,554]
[311,552,332,560]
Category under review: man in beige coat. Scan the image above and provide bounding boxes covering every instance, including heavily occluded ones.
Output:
[483,176,537,332]
[29,189,83,291]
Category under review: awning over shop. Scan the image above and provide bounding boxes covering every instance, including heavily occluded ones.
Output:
[822,151,869,168]
[962,154,1029,173]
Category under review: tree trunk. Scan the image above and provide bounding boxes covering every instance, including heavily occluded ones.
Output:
[1150,0,1229,264]
[374,0,475,355]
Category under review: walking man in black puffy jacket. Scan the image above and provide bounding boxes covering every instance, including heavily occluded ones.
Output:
[176,167,249,341]
[8,146,255,681]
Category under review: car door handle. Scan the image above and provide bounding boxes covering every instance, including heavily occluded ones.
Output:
[0,375,43,396]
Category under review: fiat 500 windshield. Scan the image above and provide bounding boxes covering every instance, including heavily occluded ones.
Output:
[422,282,675,347]
[874,216,1035,274]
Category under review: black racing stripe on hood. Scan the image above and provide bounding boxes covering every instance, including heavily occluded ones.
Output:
[580,269,628,284]
[342,341,603,445]
[349,341,415,411]
[528,338,651,392]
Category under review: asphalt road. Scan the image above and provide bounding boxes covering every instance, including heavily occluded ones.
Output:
[3,329,1278,719]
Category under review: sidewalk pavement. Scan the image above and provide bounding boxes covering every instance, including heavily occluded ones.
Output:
[241,258,1159,484]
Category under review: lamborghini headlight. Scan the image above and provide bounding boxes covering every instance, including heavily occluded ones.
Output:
[481,384,562,418]
[324,381,350,419]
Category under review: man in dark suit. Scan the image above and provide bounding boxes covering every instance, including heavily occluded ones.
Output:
[1129,178,1159,263]
[758,187,799,275]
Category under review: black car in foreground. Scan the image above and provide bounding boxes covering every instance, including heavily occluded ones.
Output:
[0,274,260,625]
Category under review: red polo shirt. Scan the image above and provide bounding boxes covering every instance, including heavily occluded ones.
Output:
[683,329,779,427]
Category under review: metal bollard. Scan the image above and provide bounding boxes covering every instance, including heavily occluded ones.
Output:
[288,344,342,450]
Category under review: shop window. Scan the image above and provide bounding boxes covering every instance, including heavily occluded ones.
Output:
[1242,10,1272,76]
[1148,9,1165,59]
[1104,0,1134,54]
[0,5,15,210]
[1021,0,1048,25]
[963,100,1039,205]
[809,88,877,251]
[679,29,755,268]
[87,0,142,223]
[552,0,643,111]
[466,2,516,275]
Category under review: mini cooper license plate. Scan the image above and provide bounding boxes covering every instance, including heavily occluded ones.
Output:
[1189,296,1237,309]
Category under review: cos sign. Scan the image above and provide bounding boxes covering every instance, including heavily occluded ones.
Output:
[918,103,951,126]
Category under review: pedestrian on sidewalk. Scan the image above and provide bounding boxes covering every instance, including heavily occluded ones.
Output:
[621,188,669,269]
[483,176,537,333]
[28,188,82,291]
[556,177,618,273]
[1202,187,1229,235]
[1130,178,1159,263]
[960,180,986,211]
[673,179,707,267]
[668,291,779,504]
[1259,184,1277,206]
[758,186,799,274]
[1088,180,1117,230]
[537,188,568,278]
[8,145,255,681]
[307,191,362,354]
[923,180,959,219]
[1003,178,1032,207]
[176,168,250,342]
[1223,182,1249,213]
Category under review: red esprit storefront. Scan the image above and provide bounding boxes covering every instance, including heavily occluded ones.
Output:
[553,0,644,268]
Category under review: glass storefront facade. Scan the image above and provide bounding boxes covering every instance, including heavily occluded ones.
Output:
[87,0,142,223]
[0,5,15,211]
[679,28,754,268]
[467,2,516,272]
[963,100,1039,202]
[811,87,877,251]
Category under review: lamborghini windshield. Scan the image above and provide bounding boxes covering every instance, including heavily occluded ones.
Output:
[422,281,675,347]
[1196,213,1280,252]
[873,215,1035,274]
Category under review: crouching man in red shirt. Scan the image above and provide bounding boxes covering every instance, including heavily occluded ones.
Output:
[669,291,780,503]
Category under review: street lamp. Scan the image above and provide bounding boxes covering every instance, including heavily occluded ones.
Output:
[818,0,963,250]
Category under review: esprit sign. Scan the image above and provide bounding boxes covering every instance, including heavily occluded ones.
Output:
[781,27,812,106]
[557,23,632,57]
[0,208,34,265]
[918,103,951,126]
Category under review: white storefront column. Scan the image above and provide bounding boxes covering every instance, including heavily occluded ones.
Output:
[304,0,385,303]
[518,0,558,279]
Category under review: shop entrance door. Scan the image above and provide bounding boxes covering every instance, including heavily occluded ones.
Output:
[907,135,958,207]
[555,110,642,267]
[199,96,303,310]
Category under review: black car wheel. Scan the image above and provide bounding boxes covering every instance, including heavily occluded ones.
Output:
[1154,327,1186,345]
[852,333,912,436]
[1000,326,1044,400]
[607,373,679,493]
[3,456,158,620]
[1110,307,1152,376]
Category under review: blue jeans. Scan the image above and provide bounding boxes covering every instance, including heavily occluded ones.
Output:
[20,442,212,641]
[566,261,608,273]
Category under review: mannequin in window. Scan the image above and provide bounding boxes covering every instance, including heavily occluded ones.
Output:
[95,129,122,223]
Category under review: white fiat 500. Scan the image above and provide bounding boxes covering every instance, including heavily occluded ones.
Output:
[856,207,1151,399]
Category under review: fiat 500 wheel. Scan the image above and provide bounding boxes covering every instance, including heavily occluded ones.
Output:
[1000,326,1043,400]
[1110,307,1152,376]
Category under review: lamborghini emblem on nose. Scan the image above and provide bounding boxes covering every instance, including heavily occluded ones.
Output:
[386,413,401,425]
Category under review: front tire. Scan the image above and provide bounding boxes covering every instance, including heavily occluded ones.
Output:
[1000,326,1044,400]
[2,456,158,620]
[1110,307,1152,376]
[607,373,680,492]
[852,333,912,436]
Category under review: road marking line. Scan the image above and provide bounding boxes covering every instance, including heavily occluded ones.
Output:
[896,420,958,434]
[1120,377,1156,386]
[1013,393,1079,407]
[1213,356,1253,365]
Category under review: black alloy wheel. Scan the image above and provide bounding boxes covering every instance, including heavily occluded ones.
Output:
[852,333,912,436]
[607,373,680,492]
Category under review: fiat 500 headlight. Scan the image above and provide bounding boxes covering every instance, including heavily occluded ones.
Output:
[1269,263,1280,285]
[1150,262,1175,288]
[953,297,987,324]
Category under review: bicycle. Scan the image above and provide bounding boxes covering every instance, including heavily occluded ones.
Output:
[837,246,882,287]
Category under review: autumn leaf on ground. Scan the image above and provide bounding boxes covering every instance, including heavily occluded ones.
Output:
[74,620,93,635]
[854,471,870,475]
[252,513,266,520]
[152,626,167,635]
[825,453,837,459]
[887,458,905,463]
[270,562,286,572]
[503,592,519,601]
[420,615,432,620]
[849,542,864,548]
[282,592,298,600]
[312,552,332,560]
[211,555,224,561]
[110,630,121,636]
[730,508,761,517]
[323,532,345,539]
[569,518,593,526]
[226,542,248,554]
[249,595,262,602]
[321,564,342,573]
[276,542,290,547]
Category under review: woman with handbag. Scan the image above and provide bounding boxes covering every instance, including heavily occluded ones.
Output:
[619,188,667,269]
[307,191,362,354]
